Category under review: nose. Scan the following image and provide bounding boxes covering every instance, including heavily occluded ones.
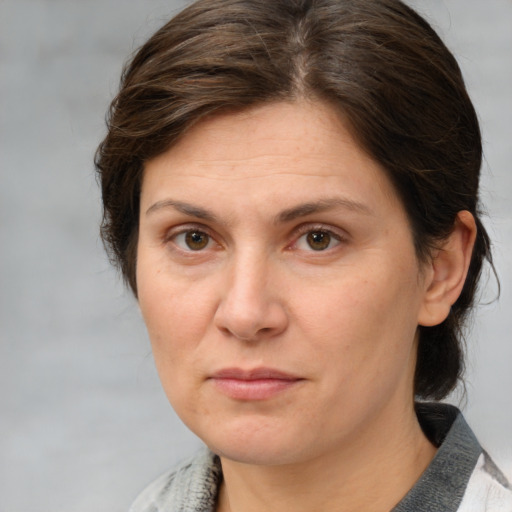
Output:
[214,254,288,342]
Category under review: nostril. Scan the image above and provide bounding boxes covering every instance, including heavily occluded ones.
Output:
[214,288,289,341]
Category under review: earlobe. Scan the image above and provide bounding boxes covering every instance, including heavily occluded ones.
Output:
[418,211,477,327]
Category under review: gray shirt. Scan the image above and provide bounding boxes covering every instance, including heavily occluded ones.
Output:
[130,403,512,512]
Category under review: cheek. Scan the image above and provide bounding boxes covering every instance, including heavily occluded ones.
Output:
[293,261,421,373]
[137,244,213,333]
[139,281,213,355]
[136,257,213,381]
[295,272,406,338]
[137,280,212,418]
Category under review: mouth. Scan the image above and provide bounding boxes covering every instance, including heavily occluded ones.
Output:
[208,367,304,401]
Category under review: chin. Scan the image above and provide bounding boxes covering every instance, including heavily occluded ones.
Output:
[195,418,317,467]
[210,441,306,466]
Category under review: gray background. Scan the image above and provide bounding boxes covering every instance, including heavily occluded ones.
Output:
[1,1,511,511]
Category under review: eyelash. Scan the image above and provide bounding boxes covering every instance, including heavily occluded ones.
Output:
[289,224,347,252]
[163,223,348,254]
[163,224,218,253]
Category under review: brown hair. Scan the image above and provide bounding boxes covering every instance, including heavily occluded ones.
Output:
[95,0,493,400]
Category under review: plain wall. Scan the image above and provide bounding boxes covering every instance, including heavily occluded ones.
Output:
[1,1,511,511]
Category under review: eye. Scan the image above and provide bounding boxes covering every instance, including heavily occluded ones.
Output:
[173,230,212,251]
[295,230,341,251]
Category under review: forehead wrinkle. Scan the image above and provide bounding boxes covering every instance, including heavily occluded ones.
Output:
[165,170,350,182]
[172,150,341,175]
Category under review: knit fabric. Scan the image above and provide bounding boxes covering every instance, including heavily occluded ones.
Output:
[130,403,512,512]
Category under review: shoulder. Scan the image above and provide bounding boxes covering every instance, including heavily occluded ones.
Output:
[458,451,512,512]
[129,448,222,512]
[394,403,512,512]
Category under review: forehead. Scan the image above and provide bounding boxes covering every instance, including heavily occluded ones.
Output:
[140,100,403,220]
[169,101,347,164]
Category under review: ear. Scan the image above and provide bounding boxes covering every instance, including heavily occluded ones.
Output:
[418,211,477,327]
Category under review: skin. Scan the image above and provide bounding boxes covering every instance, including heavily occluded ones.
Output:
[136,100,476,512]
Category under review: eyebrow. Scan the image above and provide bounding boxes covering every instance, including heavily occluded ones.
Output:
[146,199,218,222]
[275,197,374,223]
[145,197,373,223]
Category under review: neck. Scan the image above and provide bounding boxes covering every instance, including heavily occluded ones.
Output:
[217,401,437,512]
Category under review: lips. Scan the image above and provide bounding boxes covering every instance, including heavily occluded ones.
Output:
[209,367,303,400]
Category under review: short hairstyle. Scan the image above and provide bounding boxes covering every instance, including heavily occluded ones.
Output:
[95,0,493,400]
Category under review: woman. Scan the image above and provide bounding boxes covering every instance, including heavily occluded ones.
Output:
[95,0,511,510]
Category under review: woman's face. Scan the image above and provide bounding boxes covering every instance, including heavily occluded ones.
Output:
[137,101,432,465]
